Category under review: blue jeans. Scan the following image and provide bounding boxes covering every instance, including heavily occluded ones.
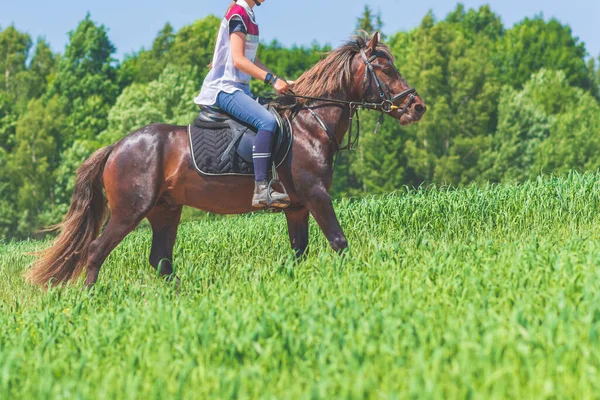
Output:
[216,90,277,132]
[215,90,277,182]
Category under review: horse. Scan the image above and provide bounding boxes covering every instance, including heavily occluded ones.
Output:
[27,32,426,288]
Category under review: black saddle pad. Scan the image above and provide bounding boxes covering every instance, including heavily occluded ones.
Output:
[188,106,293,176]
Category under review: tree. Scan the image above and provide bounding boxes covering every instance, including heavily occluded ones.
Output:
[0,148,17,239]
[534,94,600,175]
[168,16,221,84]
[48,13,119,147]
[588,56,600,99]
[0,25,32,94]
[531,70,600,174]
[479,75,554,182]
[22,39,57,100]
[356,5,383,34]
[330,5,387,197]
[120,16,220,88]
[596,56,600,92]
[348,114,409,195]
[5,97,63,237]
[42,14,120,224]
[0,92,18,151]
[1,5,599,238]
[446,4,504,40]
[100,64,199,145]
[118,23,176,86]
[498,17,595,94]
[387,6,503,186]
[480,69,600,182]
[0,26,33,151]
[253,40,330,96]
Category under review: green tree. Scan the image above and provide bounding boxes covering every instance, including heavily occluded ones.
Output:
[168,16,220,83]
[498,17,594,94]
[52,138,101,212]
[5,97,63,237]
[389,12,452,185]
[0,148,17,238]
[0,26,33,151]
[588,56,600,98]
[480,77,553,182]
[119,23,176,86]
[534,94,600,175]
[349,114,408,195]
[21,39,57,100]
[446,4,504,40]
[356,5,383,33]
[0,25,32,94]
[596,56,600,91]
[330,5,387,197]
[121,16,220,88]
[532,70,600,174]
[388,6,503,186]
[252,40,330,96]
[0,92,18,150]
[48,13,119,147]
[100,64,199,144]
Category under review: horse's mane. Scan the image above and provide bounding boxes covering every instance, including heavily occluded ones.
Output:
[289,33,395,105]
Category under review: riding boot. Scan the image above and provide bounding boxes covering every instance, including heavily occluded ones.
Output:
[252,180,290,208]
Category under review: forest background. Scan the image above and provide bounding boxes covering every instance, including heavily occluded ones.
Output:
[0,4,599,239]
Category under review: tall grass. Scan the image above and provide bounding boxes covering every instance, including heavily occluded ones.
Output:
[1,172,600,399]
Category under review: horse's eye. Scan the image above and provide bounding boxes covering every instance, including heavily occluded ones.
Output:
[383,68,395,77]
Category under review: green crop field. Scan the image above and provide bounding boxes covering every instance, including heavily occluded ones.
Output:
[1,173,600,399]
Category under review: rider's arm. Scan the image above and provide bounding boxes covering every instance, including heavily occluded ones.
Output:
[231,32,289,93]
[255,57,295,86]
[254,57,272,75]
[231,33,269,81]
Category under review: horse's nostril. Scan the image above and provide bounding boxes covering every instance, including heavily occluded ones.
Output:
[414,104,426,114]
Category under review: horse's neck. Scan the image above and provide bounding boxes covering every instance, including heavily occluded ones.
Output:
[308,103,353,149]
[320,86,362,144]
[293,83,361,155]
[323,105,350,147]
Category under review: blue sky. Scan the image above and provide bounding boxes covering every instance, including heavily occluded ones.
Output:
[2,0,599,59]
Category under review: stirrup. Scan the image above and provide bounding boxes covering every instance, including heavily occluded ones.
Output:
[266,179,290,209]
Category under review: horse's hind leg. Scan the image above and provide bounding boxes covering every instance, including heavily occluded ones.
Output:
[85,153,162,287]
[85,213,148,287]
[146,203,183,285]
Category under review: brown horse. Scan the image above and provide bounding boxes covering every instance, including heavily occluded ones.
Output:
[27,32,426,288]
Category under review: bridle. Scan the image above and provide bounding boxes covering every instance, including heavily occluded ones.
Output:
[360,49,416,115]
[287,48,418,153]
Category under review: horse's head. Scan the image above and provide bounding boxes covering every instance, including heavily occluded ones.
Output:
[291,33,426,126]
[352,32,426,126]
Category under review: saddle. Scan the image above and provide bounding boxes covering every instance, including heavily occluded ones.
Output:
[188,100,293,177]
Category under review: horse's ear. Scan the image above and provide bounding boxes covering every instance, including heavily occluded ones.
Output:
[367,31,382,53]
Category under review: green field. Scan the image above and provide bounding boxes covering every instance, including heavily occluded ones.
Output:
[1,173,600,399]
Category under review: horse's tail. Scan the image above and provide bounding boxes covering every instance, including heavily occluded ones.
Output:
[27,144,116,287]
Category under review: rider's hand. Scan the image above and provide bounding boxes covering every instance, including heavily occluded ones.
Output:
[274,79,289,95]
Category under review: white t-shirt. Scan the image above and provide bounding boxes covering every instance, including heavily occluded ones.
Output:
[194,0,260,106]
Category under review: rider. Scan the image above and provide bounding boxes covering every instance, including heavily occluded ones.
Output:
[194,0,291,208]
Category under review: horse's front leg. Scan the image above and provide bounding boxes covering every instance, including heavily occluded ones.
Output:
[284,207,310,259]
[305,188,348,254]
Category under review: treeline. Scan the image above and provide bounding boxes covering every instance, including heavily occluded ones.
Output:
[0,4,599,239]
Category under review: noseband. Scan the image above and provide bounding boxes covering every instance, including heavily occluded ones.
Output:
[287,47,418,153]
